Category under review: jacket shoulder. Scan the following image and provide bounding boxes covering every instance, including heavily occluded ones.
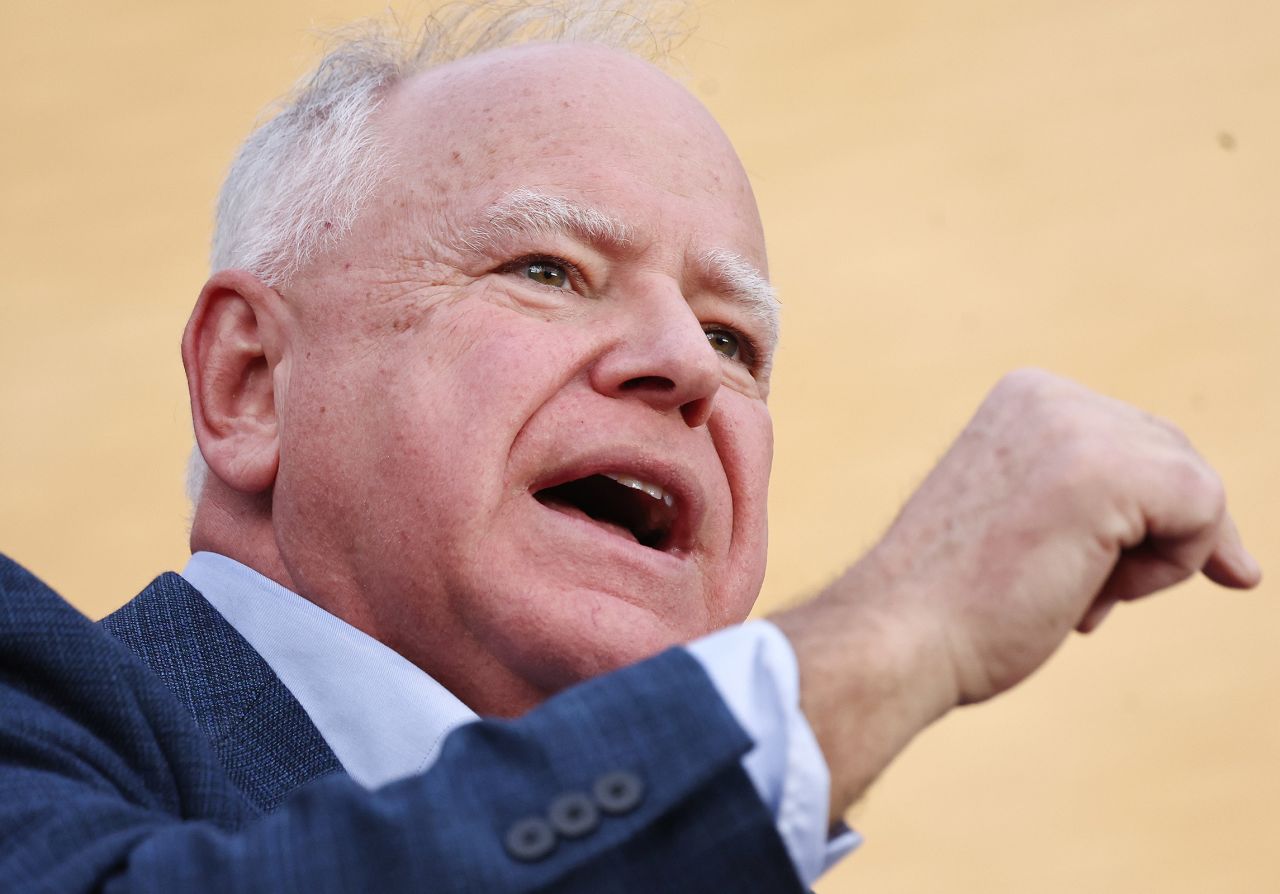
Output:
[0,553,249,818]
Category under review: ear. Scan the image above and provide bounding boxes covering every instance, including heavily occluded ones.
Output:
[182,270,291,495]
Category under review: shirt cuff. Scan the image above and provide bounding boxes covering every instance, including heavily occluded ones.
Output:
[686,620,862,885]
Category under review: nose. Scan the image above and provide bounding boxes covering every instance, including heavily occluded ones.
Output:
[589,282,722,428]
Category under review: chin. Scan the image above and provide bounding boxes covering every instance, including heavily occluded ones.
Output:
[474,580,709,698]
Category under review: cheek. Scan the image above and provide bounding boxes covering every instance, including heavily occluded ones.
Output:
[428,299,588,398]
[277,360,371,480]
[707,399,773,622]
[280,308,590,513]
[715,398,774,510]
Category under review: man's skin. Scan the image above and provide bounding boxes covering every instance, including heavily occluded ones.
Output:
[181,42,1261,829]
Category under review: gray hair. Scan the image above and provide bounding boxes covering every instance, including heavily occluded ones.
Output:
[188,1,692,503]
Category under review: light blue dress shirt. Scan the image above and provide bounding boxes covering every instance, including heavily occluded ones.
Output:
[182,551,858,885]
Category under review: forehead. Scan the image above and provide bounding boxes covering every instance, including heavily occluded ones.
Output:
[369,43,767,269]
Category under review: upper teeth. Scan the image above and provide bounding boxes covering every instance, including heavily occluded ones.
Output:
[604,473,676,507]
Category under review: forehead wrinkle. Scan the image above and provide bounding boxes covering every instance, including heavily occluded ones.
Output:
[698,248,780,350]
[463,188,634,254]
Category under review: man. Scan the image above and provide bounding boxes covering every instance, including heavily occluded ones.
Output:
[0,3,1260,892]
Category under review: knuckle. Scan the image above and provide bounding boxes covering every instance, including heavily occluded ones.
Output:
[1168,454,1225,523]
[1146,411,1193,448]
[1193,462,1226,516]
[1033,432,1110,498]
[985,369,1073,439]
[993,367,1055,402]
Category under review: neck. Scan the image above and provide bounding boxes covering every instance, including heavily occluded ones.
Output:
[190,480,296,592]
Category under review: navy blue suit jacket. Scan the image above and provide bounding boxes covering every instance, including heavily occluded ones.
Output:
[0,554,802,892]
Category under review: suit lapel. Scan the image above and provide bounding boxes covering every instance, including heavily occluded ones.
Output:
[100,573,342,813]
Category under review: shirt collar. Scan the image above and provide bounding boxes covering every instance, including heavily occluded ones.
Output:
[181,551,477,789]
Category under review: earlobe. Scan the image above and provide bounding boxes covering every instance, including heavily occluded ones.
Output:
[182,270,290,495]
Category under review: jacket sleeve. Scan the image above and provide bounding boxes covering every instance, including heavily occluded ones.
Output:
[0,555,803,893]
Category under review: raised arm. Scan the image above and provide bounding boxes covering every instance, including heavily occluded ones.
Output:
[772,369,1261,823]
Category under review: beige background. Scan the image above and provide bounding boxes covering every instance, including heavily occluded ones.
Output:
[2,1,1276,891]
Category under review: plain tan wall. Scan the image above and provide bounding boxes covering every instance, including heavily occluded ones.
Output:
[2,1,1276,891]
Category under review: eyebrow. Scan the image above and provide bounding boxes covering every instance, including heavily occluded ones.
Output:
[468,188,780,352]
[697,248,780,352]
[465,188,633,253]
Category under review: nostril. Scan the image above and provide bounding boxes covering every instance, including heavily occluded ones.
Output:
[680,396,714,428]
[620,375,675,392]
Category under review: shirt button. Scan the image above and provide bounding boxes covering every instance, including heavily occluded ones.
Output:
[593,770,644,815]
[504,816,556,862]
[548,792,600,838]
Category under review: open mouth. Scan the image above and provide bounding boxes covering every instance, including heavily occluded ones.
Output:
[534,473,679,550]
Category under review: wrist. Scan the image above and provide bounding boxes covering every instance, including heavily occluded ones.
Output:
[770,552,957,822]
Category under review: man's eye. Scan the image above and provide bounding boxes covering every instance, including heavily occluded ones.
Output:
[523,260,569,289]
[705,327,742,360]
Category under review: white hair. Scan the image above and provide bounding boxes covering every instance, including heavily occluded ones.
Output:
[187,1,692,503]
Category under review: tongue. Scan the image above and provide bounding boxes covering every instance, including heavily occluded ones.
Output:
[539,495,640,543]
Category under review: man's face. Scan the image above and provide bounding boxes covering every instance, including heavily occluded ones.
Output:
[270,45,775,713]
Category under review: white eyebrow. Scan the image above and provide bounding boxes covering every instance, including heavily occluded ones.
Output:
[465,188,633,252]
[699,248,780,352]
